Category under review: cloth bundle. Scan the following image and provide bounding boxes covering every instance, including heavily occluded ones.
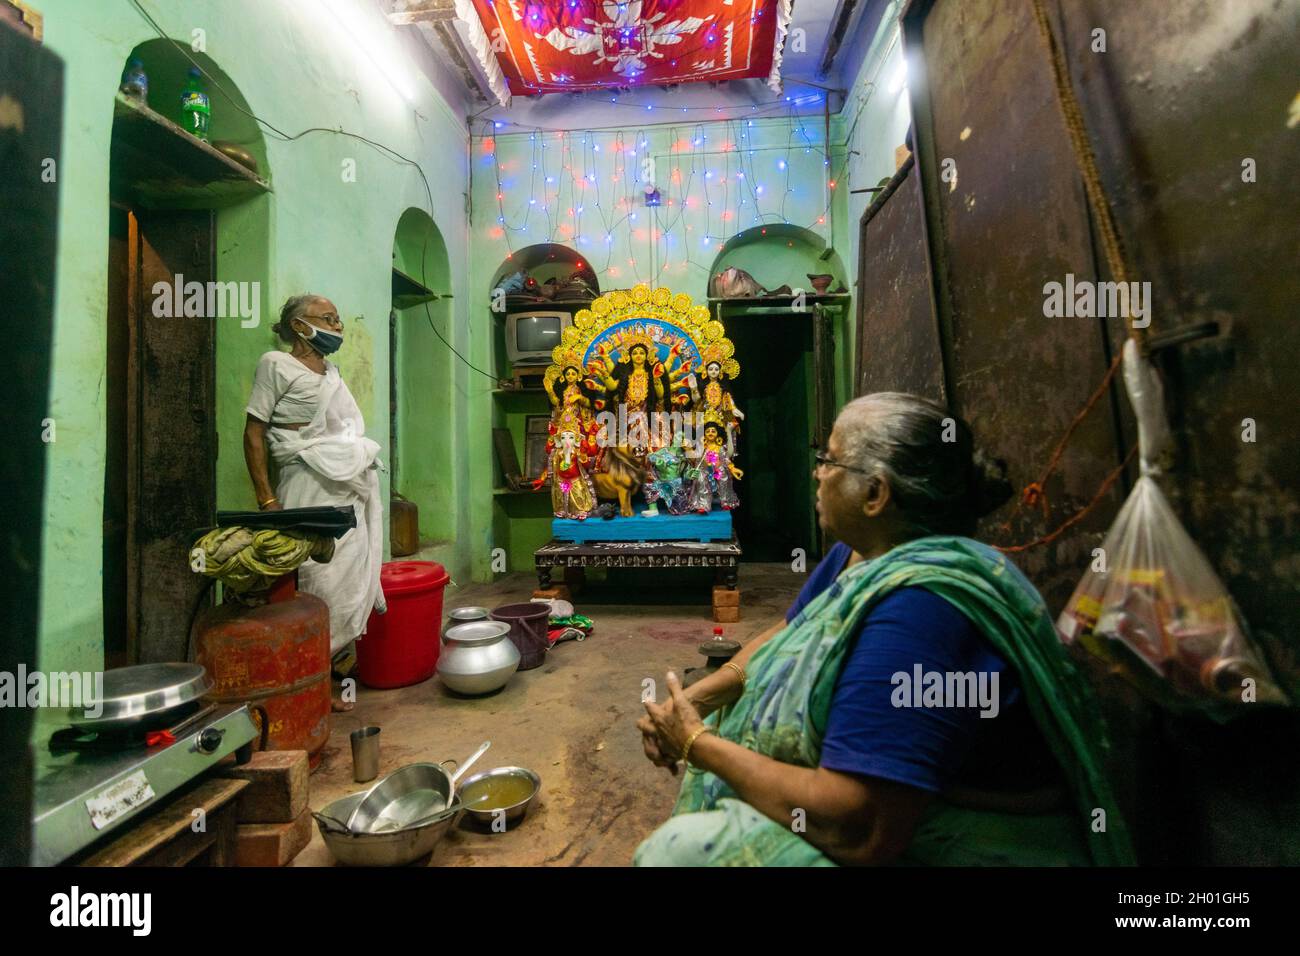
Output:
[191,526,334,598]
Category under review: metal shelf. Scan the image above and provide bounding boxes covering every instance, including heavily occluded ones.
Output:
[707,293,851,305]
[391,268,447,310]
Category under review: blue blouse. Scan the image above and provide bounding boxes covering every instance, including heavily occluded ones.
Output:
[787,542,1058,794]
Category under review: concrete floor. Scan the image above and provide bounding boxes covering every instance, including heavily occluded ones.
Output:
[294,563,800,866]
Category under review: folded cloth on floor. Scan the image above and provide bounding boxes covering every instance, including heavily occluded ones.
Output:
[549,613,593,632]
[546,627,587,646]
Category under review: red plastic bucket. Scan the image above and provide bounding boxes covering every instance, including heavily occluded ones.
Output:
[358,561,450,689]
[489,602,552,670]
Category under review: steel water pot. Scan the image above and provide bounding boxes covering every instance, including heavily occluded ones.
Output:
[436,620,520,694]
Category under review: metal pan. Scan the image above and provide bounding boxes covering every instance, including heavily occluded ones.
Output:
[60,663,214,732]
[314,791,461,866]
[346,742,490,833]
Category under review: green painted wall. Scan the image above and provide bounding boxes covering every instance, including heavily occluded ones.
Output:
[36,0,472,673]
[830,15,914,398]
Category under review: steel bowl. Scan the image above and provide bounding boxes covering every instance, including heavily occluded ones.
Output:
[456,766,540,828]
[345,761,456,833]
[314,790,460,867]
[446,606,489,629]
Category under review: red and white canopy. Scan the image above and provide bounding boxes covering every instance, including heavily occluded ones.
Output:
[464,0,792,98]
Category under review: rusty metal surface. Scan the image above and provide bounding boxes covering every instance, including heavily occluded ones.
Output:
[900,0,1300,864]
[196,593,332,765]
[912,0,1134,614]
[1053,0,1300,699]
[855,157,945,401]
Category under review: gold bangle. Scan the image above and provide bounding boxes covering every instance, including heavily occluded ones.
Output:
[258,496,278,509]
[722,661,747,689]
[680,725,715,767]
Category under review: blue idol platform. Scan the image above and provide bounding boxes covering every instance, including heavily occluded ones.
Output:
[552,509,732,543]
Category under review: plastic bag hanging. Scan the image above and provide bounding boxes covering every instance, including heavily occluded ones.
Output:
[1057,340,1288,710]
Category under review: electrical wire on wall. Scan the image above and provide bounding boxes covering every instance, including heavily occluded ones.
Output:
[126,0,501,384]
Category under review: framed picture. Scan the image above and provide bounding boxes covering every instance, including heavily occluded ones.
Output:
[524,415,551,482]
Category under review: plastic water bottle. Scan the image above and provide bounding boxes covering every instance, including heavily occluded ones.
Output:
[179,67,210,142]
[119,57,148,100]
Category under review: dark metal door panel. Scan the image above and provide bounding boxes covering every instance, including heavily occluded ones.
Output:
[905,0,1300,864]
[134,211,215,663]
[855,157,945,402]
[1053,0,1300,693]
[910,0,1131,610]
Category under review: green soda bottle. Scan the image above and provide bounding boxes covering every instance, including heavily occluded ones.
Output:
[179,67,210,142]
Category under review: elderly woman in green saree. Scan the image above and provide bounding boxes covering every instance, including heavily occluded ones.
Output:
[635,393,1135,867]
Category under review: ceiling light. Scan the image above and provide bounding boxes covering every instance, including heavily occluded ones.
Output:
[322,0,414,102]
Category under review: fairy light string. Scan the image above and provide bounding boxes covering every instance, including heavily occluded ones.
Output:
[481,94,861,287]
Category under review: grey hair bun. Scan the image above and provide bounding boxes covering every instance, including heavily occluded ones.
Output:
[969,450,1013,517]
[273,294,319,344]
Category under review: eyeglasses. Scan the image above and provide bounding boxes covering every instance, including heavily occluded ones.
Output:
[302,312,343,328]
[812,448,875,477]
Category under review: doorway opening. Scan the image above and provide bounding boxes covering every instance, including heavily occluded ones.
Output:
[709,224,849,564]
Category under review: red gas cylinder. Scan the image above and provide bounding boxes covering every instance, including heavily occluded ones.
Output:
[195,591,331,769]
[357,561,450,689]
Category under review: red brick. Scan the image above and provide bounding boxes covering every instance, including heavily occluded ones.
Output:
[219,750,309,824]
[712,586,741,607]
[234,810,312,867]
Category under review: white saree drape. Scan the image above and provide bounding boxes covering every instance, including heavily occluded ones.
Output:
[267,365,386,653]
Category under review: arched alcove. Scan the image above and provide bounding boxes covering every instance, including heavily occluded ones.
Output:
[391,207,455,550]
[106,40,272,664]
[707,224,847,294]
[488,242,600,298]
[123,39,270,176]
[485,243,597,574]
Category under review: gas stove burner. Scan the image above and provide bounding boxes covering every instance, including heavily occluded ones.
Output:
[47,701,214,754]
[33,702,260,865]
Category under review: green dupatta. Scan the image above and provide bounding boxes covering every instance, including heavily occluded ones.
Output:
[633,536,1136,867]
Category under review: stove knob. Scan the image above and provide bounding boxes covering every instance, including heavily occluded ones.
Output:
[197,727,225,754]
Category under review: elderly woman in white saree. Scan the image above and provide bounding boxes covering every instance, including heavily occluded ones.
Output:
[243,295,385,708]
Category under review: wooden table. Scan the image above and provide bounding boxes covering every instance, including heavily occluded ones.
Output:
[77,776,249,867]
[534,536,742,619]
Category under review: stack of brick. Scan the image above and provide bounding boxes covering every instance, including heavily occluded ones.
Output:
[219,750,312,867]
[712,585,740,623]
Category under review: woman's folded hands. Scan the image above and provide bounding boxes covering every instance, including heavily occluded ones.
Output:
[639,671,706,776]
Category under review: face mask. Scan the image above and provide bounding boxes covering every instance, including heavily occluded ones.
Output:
[296,321,343,355]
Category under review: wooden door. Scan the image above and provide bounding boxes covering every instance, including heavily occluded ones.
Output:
[118,210,217,663]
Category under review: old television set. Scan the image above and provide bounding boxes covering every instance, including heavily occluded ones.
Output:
[506,310,574,369]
